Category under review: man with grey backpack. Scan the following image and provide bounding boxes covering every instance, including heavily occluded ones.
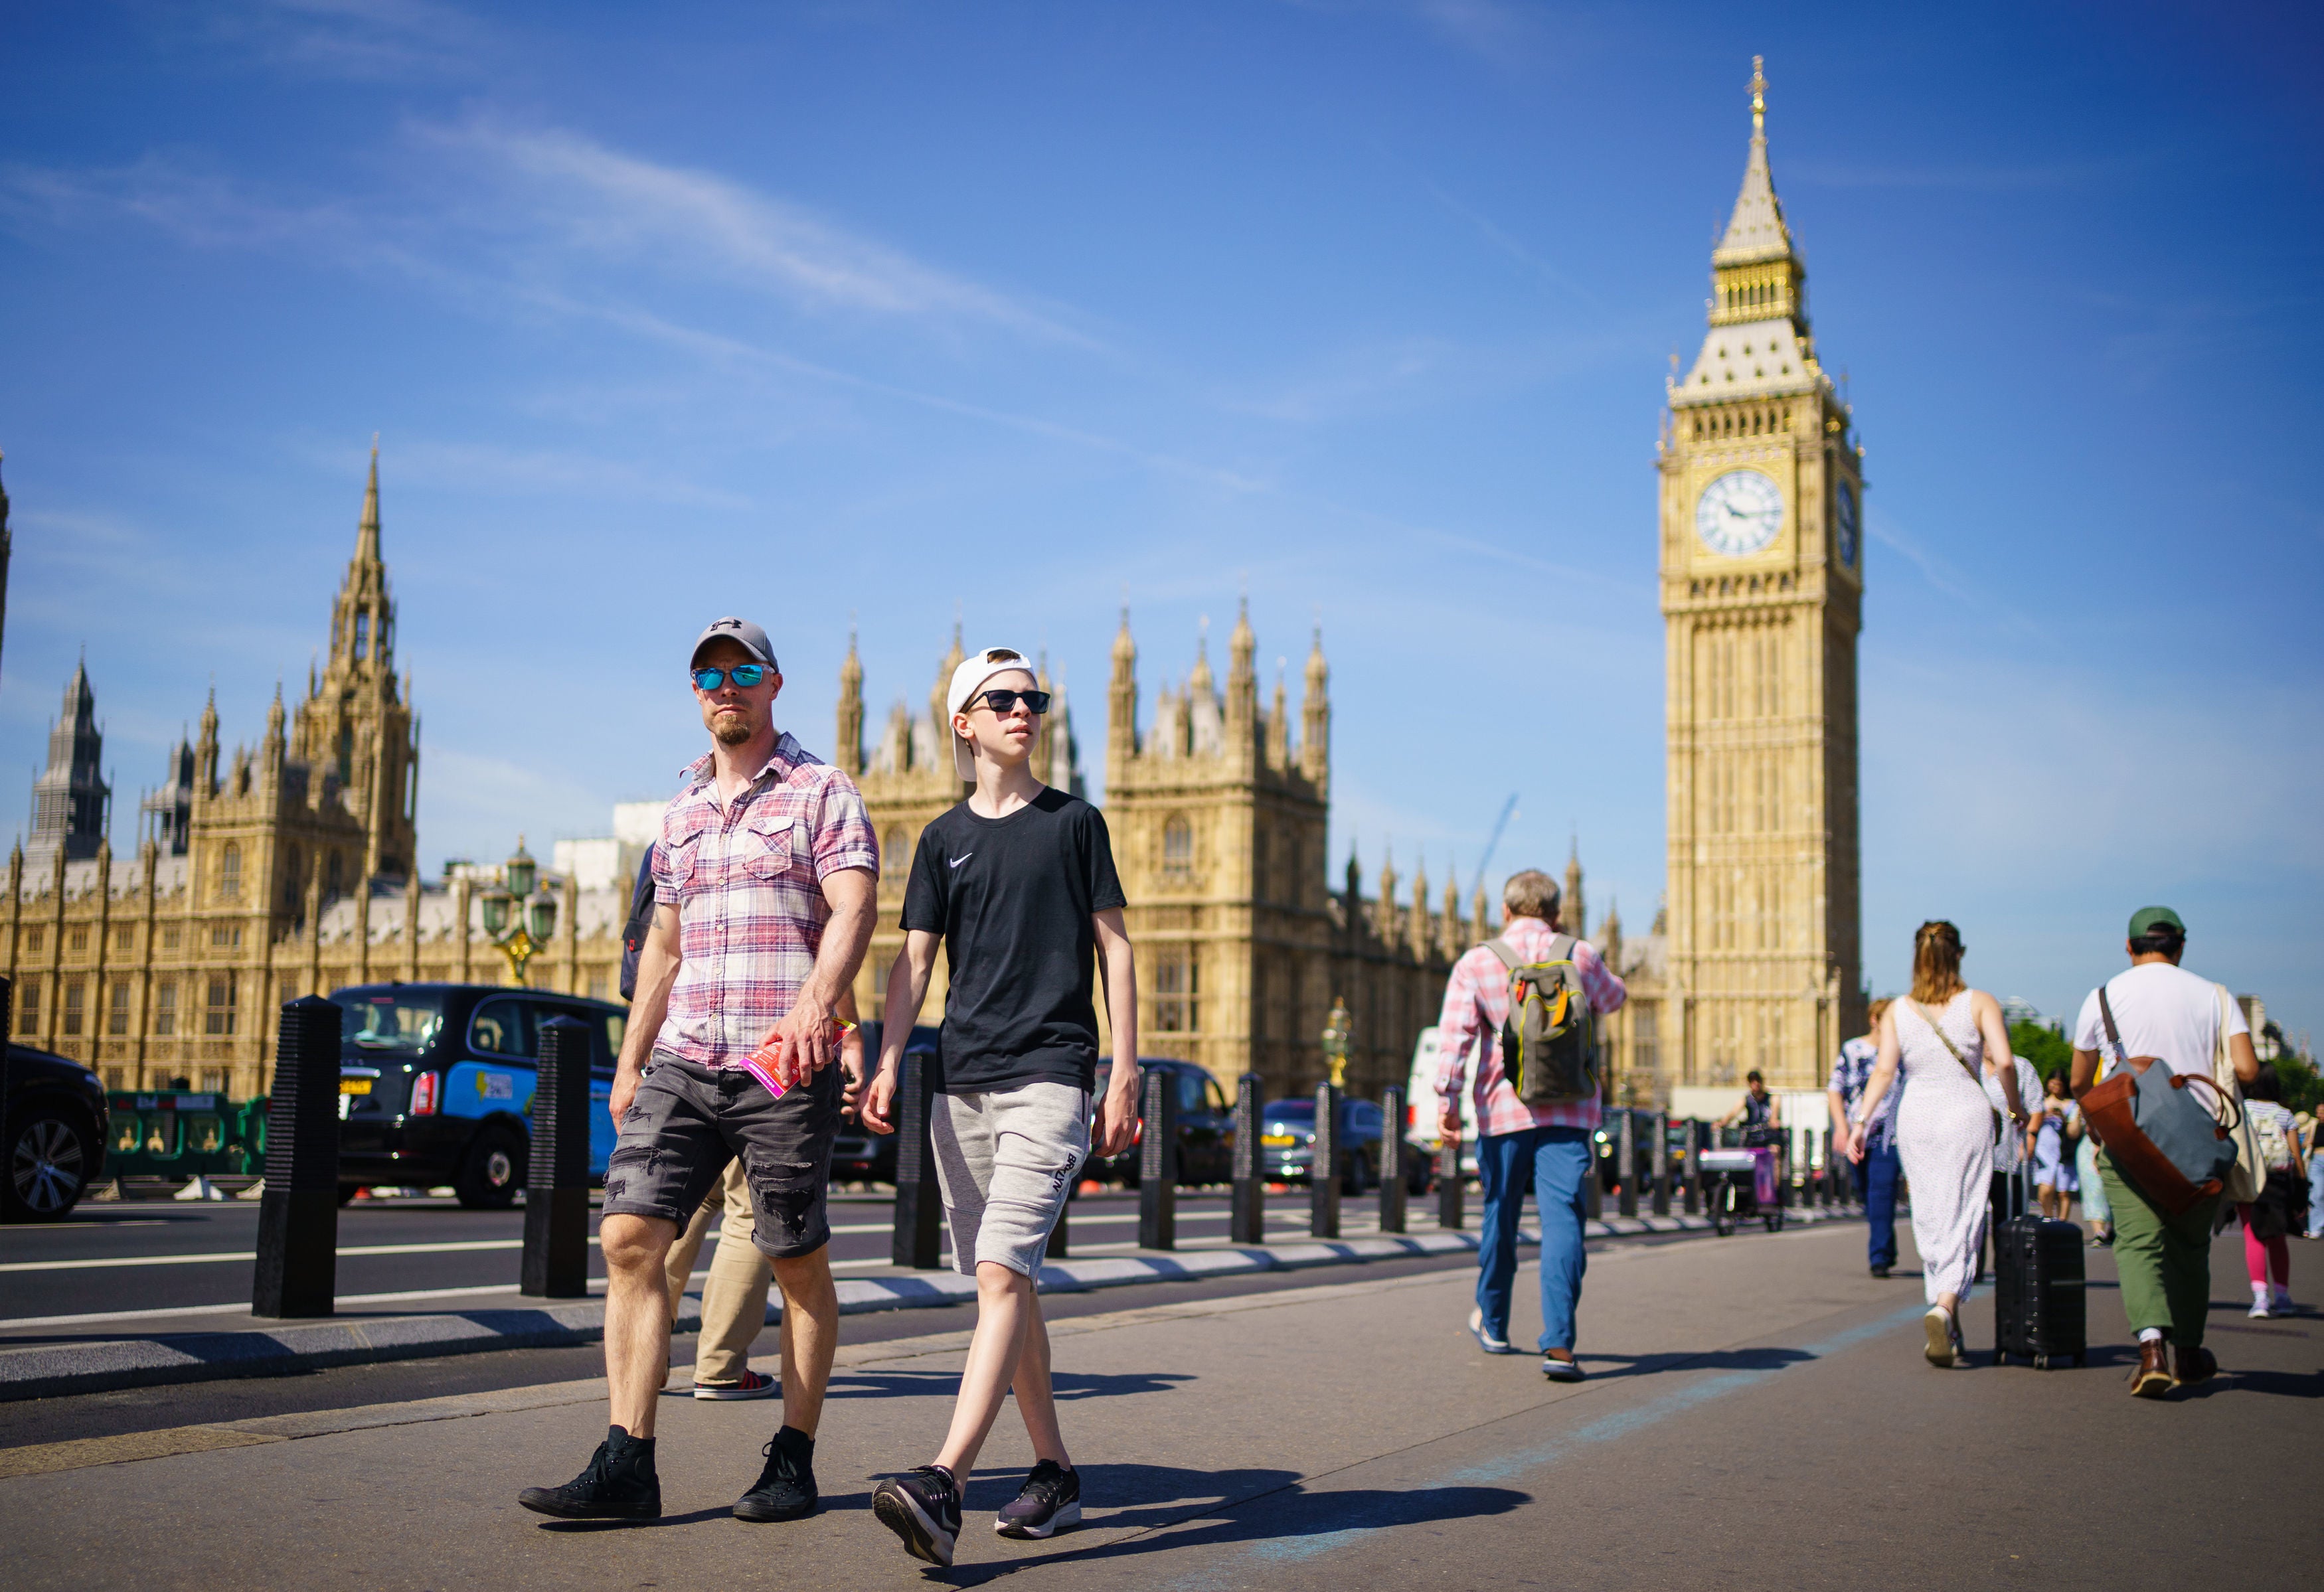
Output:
[1434,868,1627,1380]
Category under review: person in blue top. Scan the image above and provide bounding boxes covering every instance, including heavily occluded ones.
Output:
[1827,998,1898,1278]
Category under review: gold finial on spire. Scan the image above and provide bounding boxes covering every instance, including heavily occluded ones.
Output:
[1750,54,1766,134]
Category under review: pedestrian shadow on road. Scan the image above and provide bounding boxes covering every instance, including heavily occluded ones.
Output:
[926,1465,1528,1585]
[1572,1346,1813,1382]
[823,1368,1194,1403]
[533,1505,748,1532]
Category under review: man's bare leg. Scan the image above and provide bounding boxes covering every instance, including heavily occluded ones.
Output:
[771,1250,839,1437]
[603,1213,679,1437]
[1007,1285,1070,1467]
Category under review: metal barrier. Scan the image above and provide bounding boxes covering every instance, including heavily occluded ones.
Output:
[1378,1084,1407,1235]
[1139,1068,1179,1249]
[253,996,342,1318]
[1309,1080,1341,1239]
[1230,1073,1264,1243]
[890,1050,943,1269]
[1683,1120,1703,1216]
[521,1016,591,1298]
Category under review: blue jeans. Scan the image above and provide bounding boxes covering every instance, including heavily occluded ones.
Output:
[1475,1125,1592,1352]
[2308,1153,2324,1239]
[1861,1140,1901,1270]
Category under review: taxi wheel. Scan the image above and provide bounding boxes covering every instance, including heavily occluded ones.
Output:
[456,1126,527,1210]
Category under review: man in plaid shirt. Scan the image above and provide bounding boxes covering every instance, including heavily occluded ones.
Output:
[1436,868,1625,1380]
[521,617,877,1528]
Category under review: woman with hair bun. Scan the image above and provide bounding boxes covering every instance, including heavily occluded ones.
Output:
[1849,921,2029,1366]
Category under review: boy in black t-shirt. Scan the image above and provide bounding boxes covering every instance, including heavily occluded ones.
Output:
[861,645,1140,1566]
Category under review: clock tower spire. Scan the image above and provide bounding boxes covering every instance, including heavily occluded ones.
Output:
[1656,57,1865,1095]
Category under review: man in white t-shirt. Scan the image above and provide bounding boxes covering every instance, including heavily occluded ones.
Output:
[2069,906,2260,1399]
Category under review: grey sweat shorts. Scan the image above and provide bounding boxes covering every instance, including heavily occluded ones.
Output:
[602,1054,840,1259]
[932,1080,1092,1279]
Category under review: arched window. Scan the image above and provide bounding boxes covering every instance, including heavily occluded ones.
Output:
[353,611,370,660]
[220,842,242,901]
[1163,815,1193,876]
[327,850,345,894]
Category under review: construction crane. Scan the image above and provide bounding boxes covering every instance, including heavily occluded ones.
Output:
[1468,793,1520,902]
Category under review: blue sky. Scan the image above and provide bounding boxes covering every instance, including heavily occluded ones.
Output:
[3,1,2319,1041]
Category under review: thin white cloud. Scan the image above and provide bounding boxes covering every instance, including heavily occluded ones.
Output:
[193,0,494,83]
[421,119,1092,343]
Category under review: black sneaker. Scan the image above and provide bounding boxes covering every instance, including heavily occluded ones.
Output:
[517,1429,662,1520]
[995,1459,1082,1539]
[734,1427,817,1522]
[872,1465,961,1567]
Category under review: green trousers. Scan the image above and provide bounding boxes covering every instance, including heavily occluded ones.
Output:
[2099,1151,2221,1346]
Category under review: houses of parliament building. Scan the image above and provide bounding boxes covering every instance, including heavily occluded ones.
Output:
[8,60,1857,1103]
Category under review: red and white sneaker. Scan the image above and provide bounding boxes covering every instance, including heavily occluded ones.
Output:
[695,1368,780,1400]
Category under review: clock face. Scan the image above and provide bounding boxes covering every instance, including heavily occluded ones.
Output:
[1835,479,1860,566]
[1695,469,1784,556]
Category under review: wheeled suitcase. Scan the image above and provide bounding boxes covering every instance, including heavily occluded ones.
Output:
[1993,1213,2086,1368]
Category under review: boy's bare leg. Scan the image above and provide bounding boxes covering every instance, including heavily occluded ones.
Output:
[602,1214,680,1436]
[771,1249,839,1437]
[1008,1287,1070,1467]
[934,1262,1053,1478]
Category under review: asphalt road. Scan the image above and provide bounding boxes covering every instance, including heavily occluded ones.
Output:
[0,1188,1354,1323]
[8,1214,2317,1590]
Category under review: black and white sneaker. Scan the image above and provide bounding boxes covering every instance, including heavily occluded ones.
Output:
[995,1459,1082,1539]
[872,1465,961,1567]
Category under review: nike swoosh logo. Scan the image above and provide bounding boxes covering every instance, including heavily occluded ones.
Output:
[949,854,972,868]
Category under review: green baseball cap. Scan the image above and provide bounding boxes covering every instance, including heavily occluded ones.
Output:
[2127,906,2186,938]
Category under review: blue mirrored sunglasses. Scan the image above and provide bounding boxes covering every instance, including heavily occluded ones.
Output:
[692,664,769,690]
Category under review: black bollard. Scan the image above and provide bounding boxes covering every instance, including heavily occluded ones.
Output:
[1437,1137,1464,1230]
[253,996,343,1318]
[1650,1109,1671,1218]
[1616,1109,1638,1220]
[1683,1121,1703,1216]
[1584,1135,1604,1222]
[1138,1067,1177,1250]
[1309,1080,1342,1238]
[1229,1073,1265,1244]
[1378,1084,1407,1234]
[521,1016,591,1298]
[890,1049,943,1269]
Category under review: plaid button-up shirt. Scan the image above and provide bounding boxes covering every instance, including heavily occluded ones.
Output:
[1434,917,1627,1138]
[1828,1036,1896,1152]
[649,732,878,1067]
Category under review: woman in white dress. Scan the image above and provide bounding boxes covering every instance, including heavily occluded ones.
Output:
[1849,921,2029,1366]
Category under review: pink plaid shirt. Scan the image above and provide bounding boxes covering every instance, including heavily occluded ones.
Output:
[1434,917,1626,1137]
[650,731,878,1066]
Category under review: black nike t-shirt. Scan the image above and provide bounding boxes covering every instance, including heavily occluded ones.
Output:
[900,786,1127,1093]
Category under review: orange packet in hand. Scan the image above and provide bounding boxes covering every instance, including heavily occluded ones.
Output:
[744,1018,857,1097]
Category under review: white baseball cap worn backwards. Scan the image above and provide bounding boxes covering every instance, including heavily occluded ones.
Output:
[946,645,1038,781]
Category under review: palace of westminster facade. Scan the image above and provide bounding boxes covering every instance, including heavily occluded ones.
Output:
[9,66,1859,1105]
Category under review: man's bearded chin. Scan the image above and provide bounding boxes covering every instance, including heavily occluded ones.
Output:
[711,710,756,746]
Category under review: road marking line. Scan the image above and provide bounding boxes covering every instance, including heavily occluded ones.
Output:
[0,1424,284,1481]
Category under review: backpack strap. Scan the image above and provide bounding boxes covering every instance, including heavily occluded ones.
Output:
[1484,937,1521,971]
[1546,932,1576,963]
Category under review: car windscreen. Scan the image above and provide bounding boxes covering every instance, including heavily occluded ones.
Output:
[1262,1101,1315,1121]
[335,989,448,1056]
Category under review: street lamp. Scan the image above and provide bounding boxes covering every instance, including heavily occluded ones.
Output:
[479,836,558,986]
[1321,996,1352,1088]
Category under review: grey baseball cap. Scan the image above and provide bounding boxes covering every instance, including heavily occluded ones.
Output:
[689,617,778,672]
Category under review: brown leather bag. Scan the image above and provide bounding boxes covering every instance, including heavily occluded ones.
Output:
[2082,988,2230,1217]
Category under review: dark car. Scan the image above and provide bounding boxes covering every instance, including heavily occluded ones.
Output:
[828,1020,942,1183]
[1260,1095,1424,1194]
[329,983,627,1208]
[4,1041,110,1222]
[1088,1058,1235,1187]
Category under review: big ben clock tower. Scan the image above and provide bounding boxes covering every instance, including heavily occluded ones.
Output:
[1659,58,1864,1091]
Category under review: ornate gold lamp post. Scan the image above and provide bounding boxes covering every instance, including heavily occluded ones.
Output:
[1320,996,1353,1088]
[478,837,558,987]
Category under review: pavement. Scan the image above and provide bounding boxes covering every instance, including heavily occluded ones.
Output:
[7,1215,2317,1589]
[1,1184,1815,1400]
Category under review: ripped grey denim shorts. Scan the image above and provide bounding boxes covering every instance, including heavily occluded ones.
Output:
[602,1052,839,1259]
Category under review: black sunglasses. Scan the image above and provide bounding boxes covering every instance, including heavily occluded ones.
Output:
[970,688,1051,716]
[692,664,770,690]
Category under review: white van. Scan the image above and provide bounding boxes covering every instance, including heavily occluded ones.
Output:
[1404,1026,1480,1177]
